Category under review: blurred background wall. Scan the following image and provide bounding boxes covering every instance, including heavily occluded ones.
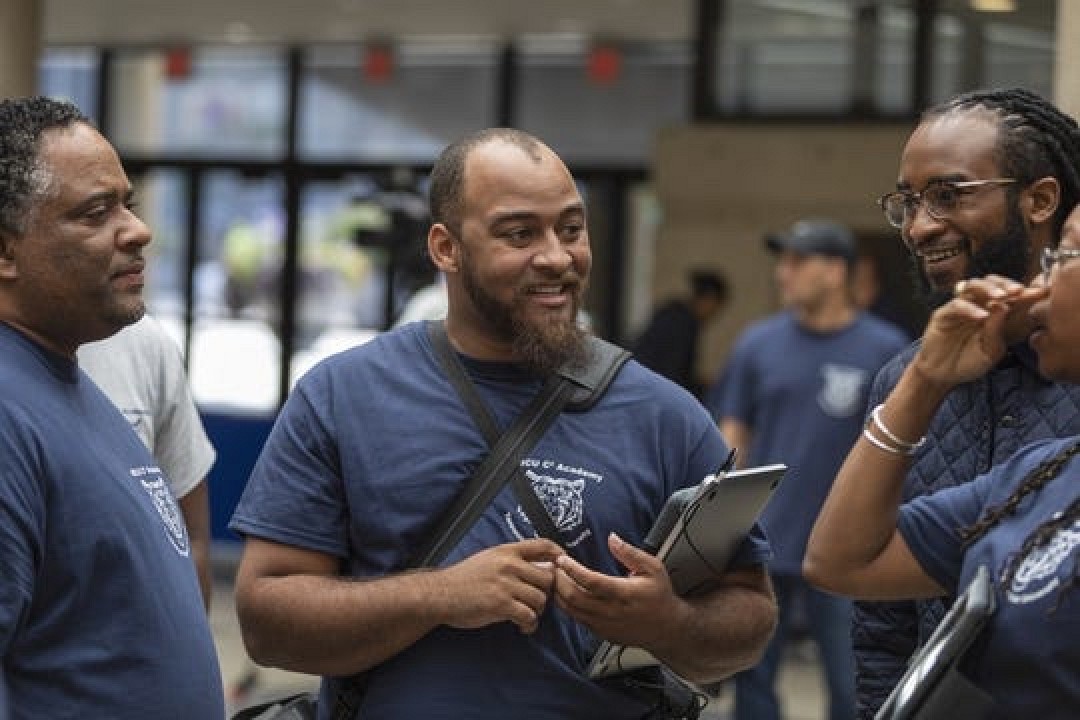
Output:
[2,0,1074,542]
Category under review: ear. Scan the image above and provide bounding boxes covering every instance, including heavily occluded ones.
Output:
[1022,176,1060,226]
[428,223,459,274]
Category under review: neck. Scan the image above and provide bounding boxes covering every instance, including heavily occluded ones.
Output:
[795,293,856,333]
[442,315,515,362]
[0,318,76,359]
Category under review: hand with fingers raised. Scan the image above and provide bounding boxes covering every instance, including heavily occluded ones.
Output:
[915,274,1042,390]
[552,532,685,654]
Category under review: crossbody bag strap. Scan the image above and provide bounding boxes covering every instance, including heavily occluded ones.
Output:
[333,323,629,719]
[426,319,501,446]
[411,321,573,567]
[331,327,574,720]
[560,335,632,412]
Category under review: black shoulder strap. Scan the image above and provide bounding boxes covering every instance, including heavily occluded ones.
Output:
[414,321,630,564]
[560,334,632,412]
[332,323,630,719]
[411,322,566,566]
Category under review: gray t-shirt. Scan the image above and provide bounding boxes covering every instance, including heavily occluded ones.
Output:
[78,315,215,498]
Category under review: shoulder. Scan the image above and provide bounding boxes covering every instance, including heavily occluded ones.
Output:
[654,299,691,321]
[977,436,1080,500]
[1000,436,1080,471]
[613,359,712,423]
[295,323,428,392]
[731,313,793,351]
[80,315,179,365]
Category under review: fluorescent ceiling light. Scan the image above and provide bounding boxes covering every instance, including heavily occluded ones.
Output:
[970,0,1016,12]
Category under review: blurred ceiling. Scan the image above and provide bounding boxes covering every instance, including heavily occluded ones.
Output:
[42,0,694,45]
[41,0,1055,49]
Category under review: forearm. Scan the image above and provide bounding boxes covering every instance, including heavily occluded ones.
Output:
[190,535,212,612]
[648,572,777,684]
[237,536,563,676]
[804,363,950,597]
[237,569,447,676]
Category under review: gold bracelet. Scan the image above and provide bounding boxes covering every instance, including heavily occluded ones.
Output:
[862,425,914,457]
[871,403,926,452]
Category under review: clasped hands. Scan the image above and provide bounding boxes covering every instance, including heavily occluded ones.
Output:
[436,533,682,651]
[913,274,1046,390]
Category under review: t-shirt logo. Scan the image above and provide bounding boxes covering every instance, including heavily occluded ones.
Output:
[528,470,585,533]
[818,363,867,418]
[506,468,592,547]
[1005,517,1080,605]
[135,467,190,557]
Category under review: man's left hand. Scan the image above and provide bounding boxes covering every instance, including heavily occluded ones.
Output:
[552,532,684,652]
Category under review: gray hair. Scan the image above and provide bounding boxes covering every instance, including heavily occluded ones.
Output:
[0,96,89,236]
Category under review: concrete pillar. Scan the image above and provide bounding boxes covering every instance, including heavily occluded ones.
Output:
[0,0,43,98]
[1055,0,1080,120]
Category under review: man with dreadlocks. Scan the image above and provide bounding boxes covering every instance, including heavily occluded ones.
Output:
[840,87,1080,717]
[804,201,1080,717]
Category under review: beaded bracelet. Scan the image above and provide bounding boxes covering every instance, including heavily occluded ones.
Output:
[871,403,926,453]
[862,425,913,457]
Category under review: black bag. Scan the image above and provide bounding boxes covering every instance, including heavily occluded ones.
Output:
[607,666,708,720]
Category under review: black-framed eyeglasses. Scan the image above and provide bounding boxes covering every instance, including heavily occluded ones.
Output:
[1041,246,1080,281]
[877,178,1017,229]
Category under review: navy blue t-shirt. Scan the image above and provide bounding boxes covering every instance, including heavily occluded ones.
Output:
[0,324,223,719]
[231,322,770,719]
[899,437,1080,718]
[721,311,908,574]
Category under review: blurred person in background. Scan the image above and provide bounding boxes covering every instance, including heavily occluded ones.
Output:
[851,250,919,340]
[721,220,908,720]
[79,313,217,609]
[632,267,730,399]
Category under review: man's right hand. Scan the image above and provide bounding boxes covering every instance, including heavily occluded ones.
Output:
[436,538,565,634]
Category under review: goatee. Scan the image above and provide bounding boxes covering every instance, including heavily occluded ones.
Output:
[512,313,587,377]
[460,251,588,377]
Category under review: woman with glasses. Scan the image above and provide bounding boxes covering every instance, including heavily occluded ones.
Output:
[804,203,1080,718]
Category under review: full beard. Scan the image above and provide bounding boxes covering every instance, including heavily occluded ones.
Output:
[909,202,1032,310]
[462,262,588,377]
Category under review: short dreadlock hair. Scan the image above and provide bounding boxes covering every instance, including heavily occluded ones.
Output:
[925,88,1080,241]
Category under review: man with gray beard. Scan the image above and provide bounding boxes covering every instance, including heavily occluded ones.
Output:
[230,128,777,719]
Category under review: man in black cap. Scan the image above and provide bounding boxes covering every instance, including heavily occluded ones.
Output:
[718,219,908,720]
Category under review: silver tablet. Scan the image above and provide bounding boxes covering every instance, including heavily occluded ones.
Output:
[587,463,786,679]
